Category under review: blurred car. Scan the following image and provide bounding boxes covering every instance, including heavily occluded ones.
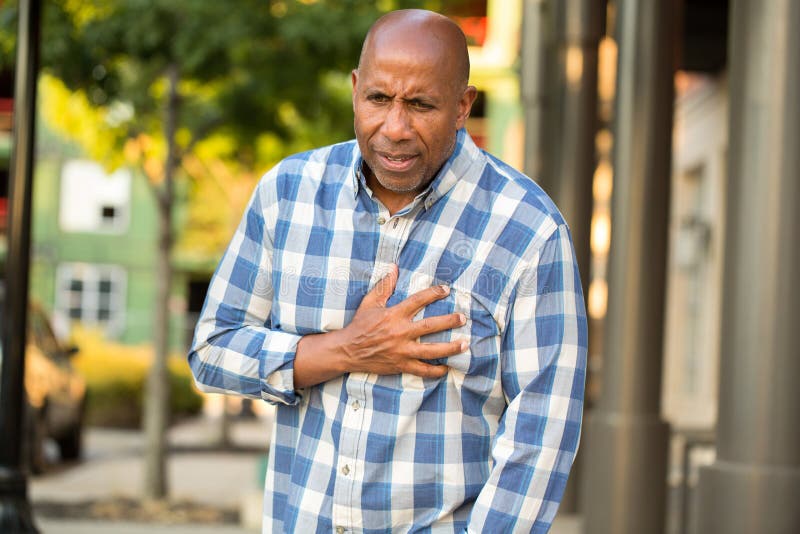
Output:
[0,293,87,473]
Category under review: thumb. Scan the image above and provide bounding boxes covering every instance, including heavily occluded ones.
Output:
[364,264,398,308]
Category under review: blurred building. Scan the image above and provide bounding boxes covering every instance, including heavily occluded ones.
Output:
[663,73,728,431]
[456,0,525,170]
[25,144,212,351]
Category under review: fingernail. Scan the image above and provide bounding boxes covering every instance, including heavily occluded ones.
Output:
[440,284,450,295]
[460,340,469,352]
[458,313,467,325]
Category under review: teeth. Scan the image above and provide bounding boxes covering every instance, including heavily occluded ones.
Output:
[387,155,408,162]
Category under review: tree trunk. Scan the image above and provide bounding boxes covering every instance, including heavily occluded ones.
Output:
[213,396,232,449]
[143,63,180,500]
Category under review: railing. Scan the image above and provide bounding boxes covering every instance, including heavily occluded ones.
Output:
[671,428,716,534]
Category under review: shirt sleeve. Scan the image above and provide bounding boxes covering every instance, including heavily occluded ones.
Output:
[467,223,588,533]
[187,169,303,406]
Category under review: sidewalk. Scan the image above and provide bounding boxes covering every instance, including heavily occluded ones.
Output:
[30,415,271,533]
[35,519,254,534]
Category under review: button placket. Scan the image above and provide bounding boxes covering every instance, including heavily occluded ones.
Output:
[333,367,368,532]
[384,215,411,263]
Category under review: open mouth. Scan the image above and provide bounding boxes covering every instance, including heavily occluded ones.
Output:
[378,152,417,172]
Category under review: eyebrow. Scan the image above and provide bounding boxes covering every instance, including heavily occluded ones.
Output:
[365,89,438,105]
[403,97,435,107]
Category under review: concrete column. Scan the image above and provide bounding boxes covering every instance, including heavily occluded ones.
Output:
[540,0,605,513]
[581,1,679,533]
[521,2,603,513]
[693,1,800,532]
[521,0,601,297]
[542,0,602,300]
[521,0,554,184]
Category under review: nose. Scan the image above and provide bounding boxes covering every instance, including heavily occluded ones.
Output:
[380,101,413,142]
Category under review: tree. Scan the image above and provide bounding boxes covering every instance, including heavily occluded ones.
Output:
[2,0,445,499]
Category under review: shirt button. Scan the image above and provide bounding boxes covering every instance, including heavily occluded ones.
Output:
[351,400,360,411]
[377,216,386,225]
[336,527,345,534]
[341,464,350,476]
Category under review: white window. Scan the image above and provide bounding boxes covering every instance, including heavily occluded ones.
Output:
[59,159,131,234]
[55,263,127,337]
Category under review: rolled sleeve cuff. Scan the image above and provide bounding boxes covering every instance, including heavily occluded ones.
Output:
[259,330,304,405]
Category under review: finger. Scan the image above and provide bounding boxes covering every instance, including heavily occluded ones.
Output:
[403,360,450,379]
[361,264,398,308]
[413,339,469,360]
[411,312,466,337]
[395,283,451,316]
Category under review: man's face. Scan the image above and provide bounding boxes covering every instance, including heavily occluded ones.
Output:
[352,37,475,197]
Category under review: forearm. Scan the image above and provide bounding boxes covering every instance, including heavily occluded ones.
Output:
[293,329,350,388]
[466,382,584,533]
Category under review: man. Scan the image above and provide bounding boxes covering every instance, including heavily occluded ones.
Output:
[189,9,586,533]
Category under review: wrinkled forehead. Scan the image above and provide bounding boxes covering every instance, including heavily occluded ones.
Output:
[363,23,451,67]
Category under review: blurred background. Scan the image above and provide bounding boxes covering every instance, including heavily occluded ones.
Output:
[1,0,798,533]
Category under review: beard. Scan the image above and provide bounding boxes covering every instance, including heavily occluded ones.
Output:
[369,166,430,194]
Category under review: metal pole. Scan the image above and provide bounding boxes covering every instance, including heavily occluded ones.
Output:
[693,1,800,532]
[581,1,680,533]
[0,0,41,532]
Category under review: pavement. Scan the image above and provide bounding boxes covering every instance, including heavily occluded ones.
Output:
[30,414,271,533]
[28,413,581,534]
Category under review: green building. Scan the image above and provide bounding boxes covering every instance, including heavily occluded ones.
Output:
[26,132,211,351]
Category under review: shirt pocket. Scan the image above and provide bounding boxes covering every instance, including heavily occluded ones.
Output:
[418,287,500,376]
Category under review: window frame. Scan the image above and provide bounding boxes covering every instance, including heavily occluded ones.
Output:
[55,262,127,337]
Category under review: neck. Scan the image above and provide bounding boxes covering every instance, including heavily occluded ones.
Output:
[364,168,428,216]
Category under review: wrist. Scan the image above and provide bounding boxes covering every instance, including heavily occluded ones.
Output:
[294,328,351,388]
[325,327,352,375]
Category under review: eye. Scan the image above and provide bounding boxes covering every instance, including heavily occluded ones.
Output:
[367,93,390,104]
[409,100,434,111]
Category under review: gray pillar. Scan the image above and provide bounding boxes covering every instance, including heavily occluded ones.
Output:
[693,1,800,533]
[581,1,679,533]
[521,0,554,184]
[542,0,602,300]
[521,2,603,514]
[542,0,605,513]
[521,0,601,298]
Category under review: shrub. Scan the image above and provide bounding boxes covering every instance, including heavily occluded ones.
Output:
[71,328,203,428]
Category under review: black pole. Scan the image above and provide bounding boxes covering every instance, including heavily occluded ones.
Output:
[0,0,41,532]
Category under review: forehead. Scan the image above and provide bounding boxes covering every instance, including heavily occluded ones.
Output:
[359,32,456,96]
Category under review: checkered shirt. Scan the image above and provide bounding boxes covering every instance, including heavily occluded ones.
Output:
[188,129,587,533]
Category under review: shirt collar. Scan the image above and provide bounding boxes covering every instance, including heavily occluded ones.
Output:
[351,129,483,210]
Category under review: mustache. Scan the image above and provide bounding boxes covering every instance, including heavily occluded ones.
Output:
[373,146,419,157]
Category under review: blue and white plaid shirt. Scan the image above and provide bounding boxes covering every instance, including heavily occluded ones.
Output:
[189,129,587,533]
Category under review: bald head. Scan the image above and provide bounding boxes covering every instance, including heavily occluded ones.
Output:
[358,9,471,91]
[351,9,477,209]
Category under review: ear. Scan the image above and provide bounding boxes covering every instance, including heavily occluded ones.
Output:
[455,85,478,130]
[351,69,359,111]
